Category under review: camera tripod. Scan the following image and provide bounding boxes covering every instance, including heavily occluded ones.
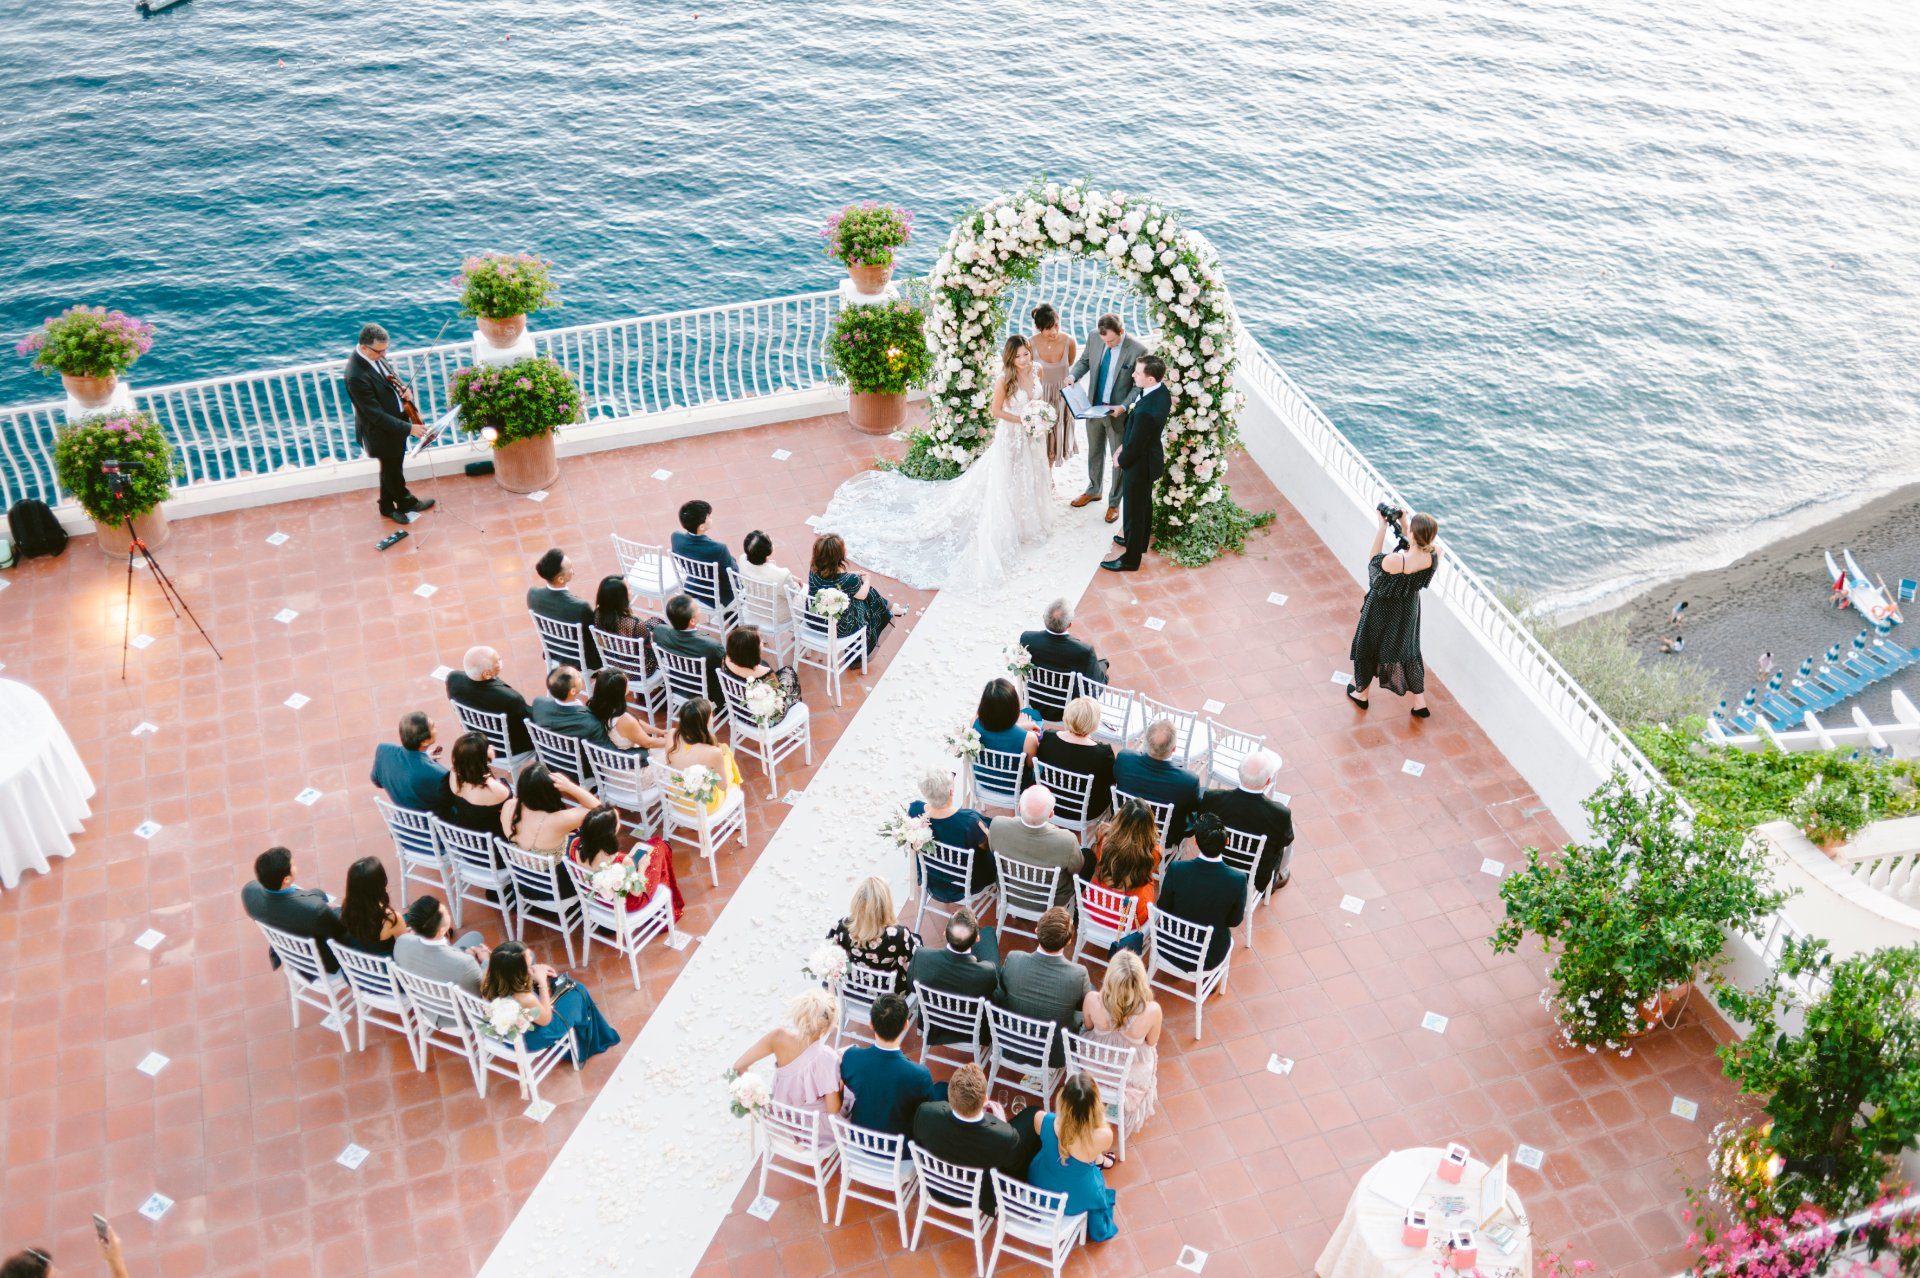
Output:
[120,512,221,678]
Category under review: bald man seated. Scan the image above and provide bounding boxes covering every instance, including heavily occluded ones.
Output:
[446,644,535,755]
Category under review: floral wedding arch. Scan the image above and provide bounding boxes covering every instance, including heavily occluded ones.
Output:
[899,178,1269,566]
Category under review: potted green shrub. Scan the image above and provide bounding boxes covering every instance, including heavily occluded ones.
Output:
[52,411,177,554]
[449,356,582,492]
[824,298,933,434]
[1490,772,1787,1053]
[1787,773,1871,852]
[1715,941,1920,1216]
[823,203,913,294]
[17,305,155,409]
[457,252,558,348]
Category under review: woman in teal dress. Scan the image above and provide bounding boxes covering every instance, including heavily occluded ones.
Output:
[973,677,1042,758]
[1027,1072,1118,1242]
[480,940,620,1064]
[808,532,897,655]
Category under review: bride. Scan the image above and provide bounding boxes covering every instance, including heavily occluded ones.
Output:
[817,335,1057,591]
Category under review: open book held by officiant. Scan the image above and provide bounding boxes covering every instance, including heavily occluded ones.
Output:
[1061,383,1128,419]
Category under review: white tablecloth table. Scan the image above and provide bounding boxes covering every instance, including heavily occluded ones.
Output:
[1315,1146,1531,1278]
[0,679,96,889]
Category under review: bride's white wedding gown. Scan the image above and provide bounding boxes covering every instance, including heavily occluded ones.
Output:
[817,383,1058,591]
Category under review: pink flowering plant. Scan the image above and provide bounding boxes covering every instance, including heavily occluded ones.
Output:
[449,356,582,447]
[824,298,933,395]
[456,252,558,320]
[17,305,155,379]
[52,412,176,521]
[1680,1171,1920,1277]
[823,203,913,267]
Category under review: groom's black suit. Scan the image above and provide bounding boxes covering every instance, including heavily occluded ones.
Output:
[1112,383,1168,569]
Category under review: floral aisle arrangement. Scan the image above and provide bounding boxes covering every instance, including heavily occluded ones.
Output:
[724,1068,771,1119]
[879,806,932,853]
[1489,772,1786,1053]
[810,586,850,623]
[477,997,535,1042]
[1713,941,1920,1216]
[743,681,783,728]
[909,178,1270,565]
[1003,643,1032,678]
[52,412,176,525]
[588,859,647,905]
[676,764,723,809]
[802,942,849,987]
[457,251,558,345]
[944,725,982,760]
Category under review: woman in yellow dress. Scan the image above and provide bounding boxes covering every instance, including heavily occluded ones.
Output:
[664,697,742,813]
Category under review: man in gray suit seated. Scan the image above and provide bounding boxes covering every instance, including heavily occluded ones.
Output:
[988,785,1086,908]
[392,896,491,1020]
[998,907,1091,1064]
[1065,312,1147,523]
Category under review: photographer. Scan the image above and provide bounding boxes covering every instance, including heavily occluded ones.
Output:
[1346,503,1441,719]
[4,1219,131,1278]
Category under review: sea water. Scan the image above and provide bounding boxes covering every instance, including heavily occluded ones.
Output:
[2,0,1916,598]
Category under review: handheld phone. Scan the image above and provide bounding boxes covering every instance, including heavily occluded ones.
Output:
[94,1213,111,1242]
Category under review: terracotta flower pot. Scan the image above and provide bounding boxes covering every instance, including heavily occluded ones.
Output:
[93,506,169,557]
[476,314,528,347]
[62,372,119,409]
[491,432,559,493]
[848,261,893,295]
[846,390,906,435]
[1634,981,1693,1035]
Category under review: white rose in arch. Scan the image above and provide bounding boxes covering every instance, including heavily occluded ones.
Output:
[1104,233,1127,257]
[1156,280,1175,302]
[1131,244,1154,268]
[1121,209,1146,235]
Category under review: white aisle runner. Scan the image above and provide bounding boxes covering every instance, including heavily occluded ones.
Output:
[479,475,1118,1277]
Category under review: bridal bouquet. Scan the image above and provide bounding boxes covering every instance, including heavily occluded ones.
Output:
[879,805,933,853]
[1004,643,1032,677]
[1020,400,1058,442]
[944,725,982,760]
[477,996,535,1042]
[677,764,722,808]
[811,586,850,622]
[803,942,850,987]
[743,681,783,728]
[724,1068,772,1119]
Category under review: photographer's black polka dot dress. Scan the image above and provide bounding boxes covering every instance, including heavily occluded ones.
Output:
[1349,551,1440,696]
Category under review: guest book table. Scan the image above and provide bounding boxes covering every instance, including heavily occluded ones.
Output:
[0,679,96,890]
[1315,1146,1532,1278]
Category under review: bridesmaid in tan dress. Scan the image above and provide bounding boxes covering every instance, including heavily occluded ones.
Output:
[1028,303,1078,466]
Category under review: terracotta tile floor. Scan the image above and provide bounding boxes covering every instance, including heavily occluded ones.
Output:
[0,409,1732,1278]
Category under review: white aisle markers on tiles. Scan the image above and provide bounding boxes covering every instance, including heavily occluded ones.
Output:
[477,468,1118,1278]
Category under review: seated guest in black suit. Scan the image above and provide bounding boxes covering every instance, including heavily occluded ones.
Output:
[670,498,739,608]
[1157,814,1247,971]
[240,845,340,972]
[1030,696,1116,821]
[1113,718,1201,842]
[907,766,994,900]
[447,645,534,755]
[839,993,940,1136]
[328,856,405,958]
[1019,597,1108,686]
[907,907,999,999]
[1197,748,1295,892]
[527,548,600,670]
[530,667,618,753]
[371,711,450,815]
[911,1062,1025,1211]
[651,594,727,702]
[592,576,664,674]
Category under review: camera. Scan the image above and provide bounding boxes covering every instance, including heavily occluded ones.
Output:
[100,458,133,502]
[1376,501,1408,552]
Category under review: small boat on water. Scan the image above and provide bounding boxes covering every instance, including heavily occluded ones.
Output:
[135,0,192,13]
[1824,547,1902,631]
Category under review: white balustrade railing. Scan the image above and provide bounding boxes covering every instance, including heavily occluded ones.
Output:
[0,289,846,512]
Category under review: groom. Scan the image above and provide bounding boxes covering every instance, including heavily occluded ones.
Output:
[1102,355,1168,573]
[1066,313,1148,523]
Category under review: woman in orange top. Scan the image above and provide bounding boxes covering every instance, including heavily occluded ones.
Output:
[1090,798,1163,915]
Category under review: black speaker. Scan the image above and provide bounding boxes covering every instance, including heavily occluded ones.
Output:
[464,460,495,477]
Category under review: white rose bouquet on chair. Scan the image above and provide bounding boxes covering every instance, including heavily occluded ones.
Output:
[724,1068,772,1119]
[1003,643,1032,678]
[588,859,647,904]
[810,587,850,622]
[479,997,535,1042]
[879,806,933,853]
[944,725,982,760]
[743,680,783,728]
[803,942,850,987]
[1019,400,1057,442]
[677,764,722,808]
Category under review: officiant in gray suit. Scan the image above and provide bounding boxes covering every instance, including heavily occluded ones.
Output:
[1066,312,1148,523]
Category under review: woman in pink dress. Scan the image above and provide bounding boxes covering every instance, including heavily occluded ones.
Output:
[1029,302,1078,466]
[731,989,842,1138]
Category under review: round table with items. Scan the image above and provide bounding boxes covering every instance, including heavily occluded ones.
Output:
[0,678,97,890]
[1315,1146,1532,1278]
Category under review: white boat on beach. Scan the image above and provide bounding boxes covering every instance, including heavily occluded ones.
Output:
[1825,547,1902,631]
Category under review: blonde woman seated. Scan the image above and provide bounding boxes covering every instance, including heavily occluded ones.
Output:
[731,987,842,1128]
[1030,695,1116,819]
[825,876,921,992]
[664,697,742,813]
[1079,949,1161,1129]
